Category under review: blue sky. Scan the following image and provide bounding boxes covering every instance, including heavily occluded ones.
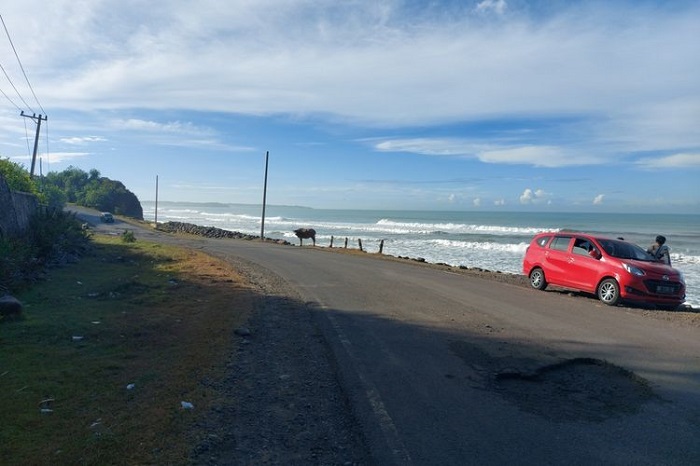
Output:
[1,0,698,213]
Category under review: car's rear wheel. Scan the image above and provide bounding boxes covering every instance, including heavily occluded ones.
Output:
[529,268,547,290]
[597,278,620,305]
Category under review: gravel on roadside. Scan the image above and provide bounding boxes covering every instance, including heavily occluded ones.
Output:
[191,256,371,466]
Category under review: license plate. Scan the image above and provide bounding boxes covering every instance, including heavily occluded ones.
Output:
[657,286,675,294]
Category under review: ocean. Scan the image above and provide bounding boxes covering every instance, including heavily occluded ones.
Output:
[142,201,700,308]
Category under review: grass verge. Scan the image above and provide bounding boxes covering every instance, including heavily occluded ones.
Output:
[1,234,253,465]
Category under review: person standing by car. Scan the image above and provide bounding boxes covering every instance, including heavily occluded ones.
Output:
[647,235,671,265]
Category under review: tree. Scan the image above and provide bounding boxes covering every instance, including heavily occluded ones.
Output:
[42,167,144,219]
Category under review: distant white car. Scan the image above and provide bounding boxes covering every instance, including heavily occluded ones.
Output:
[100,212,114,223]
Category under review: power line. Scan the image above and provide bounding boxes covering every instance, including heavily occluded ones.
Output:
[0,14,44,114]
[22,111,32,154]
[0,59,34,113]
[43,118,50,173]
[0,13,50,174]
[0,84,22,111]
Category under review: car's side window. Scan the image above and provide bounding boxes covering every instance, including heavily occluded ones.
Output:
[549,236,572,251]
[573,238,591,256]
[536,236,551,247]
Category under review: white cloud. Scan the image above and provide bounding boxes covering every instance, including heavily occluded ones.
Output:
[4,1,696,140]
[60,136,107,145]
[475,0,507,15]
[519,189,534,204]
[373,138,485,156]
[10,152,89,164]
[477,146,603,168]
[593,194,605,205]
[46,152,91,163]
[473,197,481,207]
[112,119,210,135]
[636,153,700,169]
[519,188,549,204]
[494,199,506,206]
[374,138,610,167]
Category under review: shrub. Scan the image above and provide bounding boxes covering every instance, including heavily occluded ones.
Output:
[121,230,136,243]
[0,237,31,292]
[0,208,90,292]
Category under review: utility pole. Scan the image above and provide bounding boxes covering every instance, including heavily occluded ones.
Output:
[155,175,159,225]
[260,151,269,241]
[20,111,47,178]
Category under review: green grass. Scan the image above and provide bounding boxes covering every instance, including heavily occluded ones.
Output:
[1,235,253,465]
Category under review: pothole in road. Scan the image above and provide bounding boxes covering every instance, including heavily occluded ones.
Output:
[493,357,656,422]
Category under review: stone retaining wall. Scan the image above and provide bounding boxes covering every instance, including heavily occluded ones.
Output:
[0,173,38,238]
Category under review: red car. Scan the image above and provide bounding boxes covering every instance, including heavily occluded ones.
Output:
[522,232,686,309]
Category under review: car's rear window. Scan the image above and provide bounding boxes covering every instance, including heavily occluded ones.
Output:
[549,236,572,251]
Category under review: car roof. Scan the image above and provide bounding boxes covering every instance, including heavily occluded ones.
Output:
[536,231,617,241]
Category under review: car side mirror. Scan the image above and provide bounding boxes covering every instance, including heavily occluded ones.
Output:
[589,249,602,260]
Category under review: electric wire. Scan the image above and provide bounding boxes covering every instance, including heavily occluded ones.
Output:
[0,59,34,113]
[0,14,45,115]
[0,84,22,111]
[0,13,50,170]
[44,118,50,172]
[23,113,32,155]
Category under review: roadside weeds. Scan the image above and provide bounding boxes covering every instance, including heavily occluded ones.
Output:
[1,234,253,465]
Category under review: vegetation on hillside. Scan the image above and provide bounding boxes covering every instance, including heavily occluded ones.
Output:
[0,159,143,219]
[0,159,139,292]
[44,166,143,219]
[0,157,64,208]
[0,157,36,193]
[0,208,90,293]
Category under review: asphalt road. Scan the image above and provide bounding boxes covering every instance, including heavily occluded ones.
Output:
[76,208,700,465]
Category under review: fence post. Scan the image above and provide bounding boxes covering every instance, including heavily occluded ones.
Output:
[379,239,384,254]
[330,236,334,248]
[358,238,363,252]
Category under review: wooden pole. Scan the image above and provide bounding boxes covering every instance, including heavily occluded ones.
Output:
[260,151,269,241]
[358,238,363,252]
[20,112,47,179]
[330,236,334,248]
[344,237,348,248]
[154,175,159,225]
[379,239,384,254]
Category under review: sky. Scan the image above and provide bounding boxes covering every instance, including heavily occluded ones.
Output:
[1,0,699,213]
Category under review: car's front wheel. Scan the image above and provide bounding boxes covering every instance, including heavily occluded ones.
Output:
[597,278,620,305]
[529,268,547,290]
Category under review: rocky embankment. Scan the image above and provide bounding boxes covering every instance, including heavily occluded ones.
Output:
[157,221,292,244]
